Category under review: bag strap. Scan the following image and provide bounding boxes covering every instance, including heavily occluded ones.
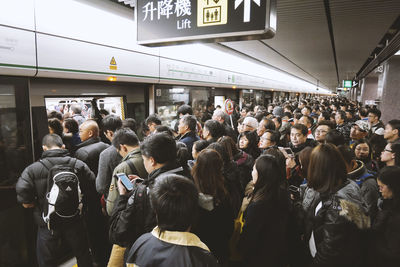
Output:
[126,159,138,175]
[69,157,78,172]
[39,159,53,170]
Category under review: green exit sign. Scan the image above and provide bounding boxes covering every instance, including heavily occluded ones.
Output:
[343,80,352,88]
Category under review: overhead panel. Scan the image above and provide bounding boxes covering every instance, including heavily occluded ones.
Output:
[330,0,400,82]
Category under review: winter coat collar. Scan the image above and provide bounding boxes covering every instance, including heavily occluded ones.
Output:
[147,163,183,185]
[122,147,141,162]
[178,131,197,141]
[75,136,100,149]
[41,149,70,159]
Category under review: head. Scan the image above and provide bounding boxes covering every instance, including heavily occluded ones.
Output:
[42,134,64,151]
[177,104,193,118]
[381,143,400,167]
[178,115,197,135]
[325,129,346,146]
[112,128,140,158]
[48,118,63,137]
[318,111,330,123]
[353,139,372,160]
[192,149,227,203]
[70,104,82,115]
[150,174,199,232]
[145,114,162,133]
[140,133,177,173]
[238,131,259,153]
[251,155,283,202]
[307,144,347,193]
[48,110,63,121]
[102,115,122,141]
[350,120,369,141]
[217,136,238,160]
[258,130,280,149]
[384,120,400,142]
[242,117,259,132]
[79,120,99,142]
[337,145,358,173]
[257,118,276,136]
[301,106,311,116]
[298,146,313,179]
[377,167,400,207]
[155,125,174,137]
[63,118,79,134]
[206,142,230,166]
[203,120,224,141]
[240,106,250,117]
[192,139,209,160]
[212,109,227,123]
[290,124,308,147]
[272,116,282,130]
[335,110,346,125]
[122,118,137,133]
[299,115,313,129]
[314,121,334,143]
[368,108,381,124]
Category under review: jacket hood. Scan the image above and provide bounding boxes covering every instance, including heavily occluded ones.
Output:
[347,160,366,180]
[336,180,370,229]
[198,193,214,211]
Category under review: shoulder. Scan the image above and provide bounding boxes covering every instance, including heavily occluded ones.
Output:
[328,196,370,230]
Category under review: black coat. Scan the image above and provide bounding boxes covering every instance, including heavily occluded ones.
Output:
[193,194,234,264]
[239,188,291,267]
[301,180,370,267]
[74,137,109,176]
[368,199,400,267]
[16,149,96,226]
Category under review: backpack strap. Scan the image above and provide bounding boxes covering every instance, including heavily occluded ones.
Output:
[39,159,53,171]
[126,159,138,175]
[69,157,78,172]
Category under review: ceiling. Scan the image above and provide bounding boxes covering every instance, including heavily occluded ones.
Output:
[220,0,400,91]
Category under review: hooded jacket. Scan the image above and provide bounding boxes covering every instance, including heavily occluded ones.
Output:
[16,149,96,227]
[303,180,370,267]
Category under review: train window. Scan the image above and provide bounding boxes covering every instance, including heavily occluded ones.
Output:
[0,77,32,187]
[44,96,126,120]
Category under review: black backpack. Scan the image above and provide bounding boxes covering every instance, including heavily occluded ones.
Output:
[40,158,82,230]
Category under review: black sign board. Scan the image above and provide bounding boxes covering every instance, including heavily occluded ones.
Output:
[136,0,277,46]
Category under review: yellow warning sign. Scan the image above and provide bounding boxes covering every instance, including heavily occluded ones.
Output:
[197,0,228,27]
[109,57,117,70]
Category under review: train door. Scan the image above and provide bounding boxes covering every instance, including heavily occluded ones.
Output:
[0,76,36,267]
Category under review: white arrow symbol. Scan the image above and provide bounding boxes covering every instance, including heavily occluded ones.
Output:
[235,0,261,23]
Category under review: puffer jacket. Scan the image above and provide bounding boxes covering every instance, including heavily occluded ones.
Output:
[15,149,96,227]
[74,137,109,176]
[303,179,370,267]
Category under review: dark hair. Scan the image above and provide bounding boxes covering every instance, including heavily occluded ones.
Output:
[145,114,162,126]
[390,143,400,166]
[325,129,346,146]
[180,115,197,132]
[301,115,313,127]
[150,174,199,232]
[102,115,122,133]
[378,166,400,211]
[291,123,308,136]
[308,144,347,193]
[122,118,137,133]
[294,112,302,120]
[177,104,193,116]
[283,111,292,118]
[48,118,63,137]
[238,131,260,159]
[63,118,79,134]
[336,110,347,121]
[337,145,356,165]
[388,120,400,138]
[71,104,82,114]
[251,155,283,202]
[317,120,335,129]
[112,128,139,149]
[48,110,63,120]
[193,139,209,154]
[263,148,286,185]
[303,106,312,113]
[176,142,190,168]
[140,133,177,164]
[42,134,63,148]
[207,142,230,166]
[265,129,280,144]
[368,108,381,120]
[359,107,368,117]
[352,138,372,159]
[204,120,225,139]
[155,125,174,137]
[298,146,313,179]
[273,116,282,125]
[320,111,330,121]
[260,118,276,130]
[217,136,238,160]
[192,149,228,204]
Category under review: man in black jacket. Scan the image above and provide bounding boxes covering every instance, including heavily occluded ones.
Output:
[74,119,110,267]
[109,133,185,253]
[16,134,95,267]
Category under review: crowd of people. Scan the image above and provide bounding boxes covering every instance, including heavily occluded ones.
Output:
[16,97,400,267]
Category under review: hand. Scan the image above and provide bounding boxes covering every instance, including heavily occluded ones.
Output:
[128,174,140,181]
[22,203,34,208]
[286,157,296,169]
[117,178,128,196]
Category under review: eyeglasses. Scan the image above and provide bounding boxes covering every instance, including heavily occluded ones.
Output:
[260,137,272,141]
[384,149,393,153]
[315,130,328,134]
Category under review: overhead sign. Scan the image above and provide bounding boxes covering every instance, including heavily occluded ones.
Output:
[224,98,234,115]
[137,0,277,47]
[343,80,352,88]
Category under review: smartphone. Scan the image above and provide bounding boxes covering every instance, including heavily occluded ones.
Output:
[116,173,134,191]
[284,147,294,156]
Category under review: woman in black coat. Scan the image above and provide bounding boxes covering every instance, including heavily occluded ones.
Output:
[239,154,291,267]
[369,166,400,267]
